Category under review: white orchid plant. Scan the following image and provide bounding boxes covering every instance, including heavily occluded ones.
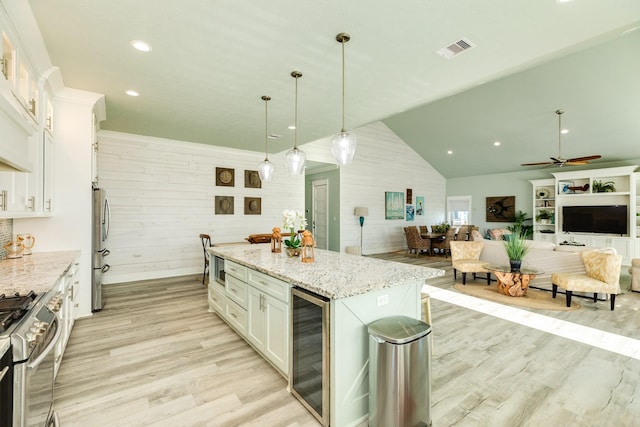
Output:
[282,209,308,249]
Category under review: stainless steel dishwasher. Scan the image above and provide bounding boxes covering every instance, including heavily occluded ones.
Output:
[290,287,330,426]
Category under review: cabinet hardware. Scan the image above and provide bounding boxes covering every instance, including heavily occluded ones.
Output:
[0,57,6,79]
[230,288,237,293]
[27,196,35,211]
[1,190,7,211]
[46,116,52,130]
[230,312,237,318]
[46,198,52,211]
[29,98,36,115]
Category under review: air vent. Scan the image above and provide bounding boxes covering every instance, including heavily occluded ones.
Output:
[435,38,476,59]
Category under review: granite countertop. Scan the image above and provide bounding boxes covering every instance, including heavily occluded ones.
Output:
[0,250,80,296]
[207,245,444,299]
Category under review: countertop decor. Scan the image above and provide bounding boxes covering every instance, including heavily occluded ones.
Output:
[208,245,444,299]
[0,250,80,295]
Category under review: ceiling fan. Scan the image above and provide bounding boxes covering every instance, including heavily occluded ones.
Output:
[521,109,601,167]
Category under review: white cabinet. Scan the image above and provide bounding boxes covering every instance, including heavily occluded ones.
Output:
[53,257,80,378]
[246,276,289,375]
[42,131,54,214]
[530,179,556,241]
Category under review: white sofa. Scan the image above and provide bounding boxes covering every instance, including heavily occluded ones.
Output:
[479,240,598,291]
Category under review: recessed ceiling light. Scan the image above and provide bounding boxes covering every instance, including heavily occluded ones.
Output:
[494,141,501,146]
[288,125,296,130]
[447,150,453,155]
[130,40,152,52]
[555,0,572,3]
[561,129,569,134]
[125,90,139,97]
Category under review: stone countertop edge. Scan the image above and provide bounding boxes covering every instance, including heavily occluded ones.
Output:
[208,245,445,299]
[0,250,81,296]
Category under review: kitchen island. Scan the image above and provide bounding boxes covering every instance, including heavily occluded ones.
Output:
[207,245,444,427]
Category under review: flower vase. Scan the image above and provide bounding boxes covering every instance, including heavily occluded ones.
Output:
[286,247,301,257]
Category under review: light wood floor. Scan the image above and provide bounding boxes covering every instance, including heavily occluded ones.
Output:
[54,275,320,427]
[56,254,640,426]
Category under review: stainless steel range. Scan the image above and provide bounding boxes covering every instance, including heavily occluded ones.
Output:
[0,291,61,427]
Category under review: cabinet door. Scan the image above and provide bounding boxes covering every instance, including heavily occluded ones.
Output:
[42,132,54,214]
[208,284,225,314]
[247,286,266,350]
[264,295,289,374]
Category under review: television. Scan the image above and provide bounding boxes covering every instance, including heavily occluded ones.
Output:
[562,205,628,235]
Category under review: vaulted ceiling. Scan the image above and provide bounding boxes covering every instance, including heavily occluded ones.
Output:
[28,1,640,178]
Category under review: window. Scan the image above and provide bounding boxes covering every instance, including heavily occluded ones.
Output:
[447,196,471,226]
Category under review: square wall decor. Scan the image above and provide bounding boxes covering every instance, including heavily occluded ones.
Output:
[216,167,234,187]
[244,197,261,215]
[245,170,262,188]
[215,196,234,214]
[486,196,515,222]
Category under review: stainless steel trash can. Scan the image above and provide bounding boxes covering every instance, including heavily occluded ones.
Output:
[368,315,432,427]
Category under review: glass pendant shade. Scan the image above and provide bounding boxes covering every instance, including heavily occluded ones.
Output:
[258,158,274,181]
[285,147,306,175]
[331,131,357,165]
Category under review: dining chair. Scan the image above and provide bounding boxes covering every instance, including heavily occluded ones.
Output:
[199,233,212,285]
[431,227,456,257]
[404,226,431,258]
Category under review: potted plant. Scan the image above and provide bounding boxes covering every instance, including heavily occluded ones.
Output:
[507,210,533,239]
[503,225,531,271]
[536,209,552,224]
[592,180,616,193]
[432,221,450,233]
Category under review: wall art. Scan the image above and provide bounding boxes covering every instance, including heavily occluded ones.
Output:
[415,196,424,215]
[244,197,261,215]
[385,191,405,220]
[406,188,412,204]
[245,170,261,188]
[215,196,234,214]
[486,196,515,222]
[216,167,235,187]
[406,205,415,221]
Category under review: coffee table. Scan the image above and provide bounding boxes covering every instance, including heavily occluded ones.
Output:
[484,265,543,297]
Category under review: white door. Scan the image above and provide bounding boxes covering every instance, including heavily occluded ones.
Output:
[312,179,329,250]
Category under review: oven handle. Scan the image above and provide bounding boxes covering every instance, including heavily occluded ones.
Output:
[27,317,62,370]
[0,365,8,382]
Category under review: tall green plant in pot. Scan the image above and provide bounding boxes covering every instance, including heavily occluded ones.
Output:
[503,225,531,272]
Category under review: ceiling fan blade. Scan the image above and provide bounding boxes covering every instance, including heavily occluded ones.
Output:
[564,161,589,166]
[549,157,564,164]
[566,155,602,162]
[521,161,555,166]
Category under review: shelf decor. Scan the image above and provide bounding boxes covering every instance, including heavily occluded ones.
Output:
[592,180,616,193]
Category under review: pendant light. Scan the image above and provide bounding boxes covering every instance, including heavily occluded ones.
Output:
[257,95,274,182]
[285,71,306,175]
[331,32,357,165]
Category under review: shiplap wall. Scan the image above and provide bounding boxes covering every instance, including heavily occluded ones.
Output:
[301,121,446,255]
[98,121,445,283]
[97,131,304,284]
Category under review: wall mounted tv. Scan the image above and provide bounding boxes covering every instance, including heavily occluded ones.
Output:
[562,205,628,235]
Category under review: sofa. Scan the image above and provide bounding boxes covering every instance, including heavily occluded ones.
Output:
[479,240,603,291]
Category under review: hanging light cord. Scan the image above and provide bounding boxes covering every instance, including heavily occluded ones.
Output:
[557,109,563,159]
[340,37,346,132]
[263,96,270,161]
[294,74,299,149]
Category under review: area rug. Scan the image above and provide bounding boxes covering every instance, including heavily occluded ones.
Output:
[453,283,581,311]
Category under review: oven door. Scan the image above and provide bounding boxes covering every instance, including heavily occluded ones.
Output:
[0,342,13,427]
[14,316,62,427]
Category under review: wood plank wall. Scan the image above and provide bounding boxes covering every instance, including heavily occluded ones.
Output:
[97,121,445,284]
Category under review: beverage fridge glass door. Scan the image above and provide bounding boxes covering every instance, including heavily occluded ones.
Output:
[290,287,330,426]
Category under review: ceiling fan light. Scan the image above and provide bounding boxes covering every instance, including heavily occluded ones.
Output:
[258,159,274,181]
[331,131,357,165]
[285,147,306,175]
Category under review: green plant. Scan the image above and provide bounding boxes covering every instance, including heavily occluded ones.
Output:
[506,210,533,239]
[432,221,450,233]
[536,209,552,221]
[503,226,531,261]
[592,180,616,193]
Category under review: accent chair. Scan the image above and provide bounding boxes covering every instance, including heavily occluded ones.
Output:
[450,240,491,285]
[551,250,622,310]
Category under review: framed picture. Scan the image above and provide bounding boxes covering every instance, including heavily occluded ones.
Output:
[215,196,234,214]
[406,188,412,204]
[385,191,405,220]
[486,196,515,222]
[416,196,424,215]
[406,205,415,221]
[245,170,261,188]
[216,167,235,187]
[244,197,261,215]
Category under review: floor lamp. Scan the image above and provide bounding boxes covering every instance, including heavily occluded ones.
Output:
[354,207,369,255]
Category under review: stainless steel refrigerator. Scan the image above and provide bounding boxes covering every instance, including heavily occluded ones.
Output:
[92,186,111,311]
